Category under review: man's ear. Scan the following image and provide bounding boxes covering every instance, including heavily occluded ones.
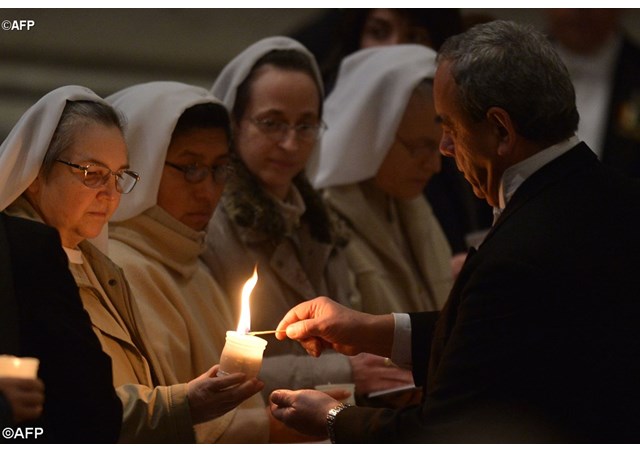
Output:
[486,107,516,157]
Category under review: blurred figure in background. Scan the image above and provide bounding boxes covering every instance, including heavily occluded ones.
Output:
[308,45,452,315]
[546,9,640,178]
[295,8,492,269]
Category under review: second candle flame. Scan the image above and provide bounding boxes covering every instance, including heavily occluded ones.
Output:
[236,266,258,334]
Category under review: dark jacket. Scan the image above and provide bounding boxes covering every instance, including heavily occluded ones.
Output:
[333,143,640,443]
[0,213,122,443]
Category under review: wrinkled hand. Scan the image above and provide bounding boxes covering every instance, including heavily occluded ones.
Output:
[187,364,264,425]
[349,353,415,395]
[0,377,44,424]
[270,389,340,438]
[275,297,394,358]
[267,406,328,443]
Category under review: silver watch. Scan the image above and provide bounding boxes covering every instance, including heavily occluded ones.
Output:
[326,402,350,443]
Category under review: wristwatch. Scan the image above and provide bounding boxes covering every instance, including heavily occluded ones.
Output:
[326,402,350,443]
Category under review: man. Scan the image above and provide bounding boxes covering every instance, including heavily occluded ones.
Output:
[0,213,122,442]
[268,20,640,443]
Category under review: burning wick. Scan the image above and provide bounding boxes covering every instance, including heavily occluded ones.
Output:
[217,266,267,380]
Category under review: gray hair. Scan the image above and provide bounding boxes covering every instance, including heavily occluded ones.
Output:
[42,100,125,180]
[437,20,579,145]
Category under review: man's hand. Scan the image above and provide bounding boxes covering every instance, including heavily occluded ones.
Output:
[275,296,395,358]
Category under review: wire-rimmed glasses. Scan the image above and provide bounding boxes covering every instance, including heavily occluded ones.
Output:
[164,161,231,184]
[55,159,140,194]
[249,117,327,144]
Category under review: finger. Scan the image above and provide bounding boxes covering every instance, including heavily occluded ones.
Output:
[296,337,327,358]
[19,390,45,407]
[206,364,220,377]
[207,372,247,391]
[269,389,295,408]
[276,302,312,336]
[228,378,264,399]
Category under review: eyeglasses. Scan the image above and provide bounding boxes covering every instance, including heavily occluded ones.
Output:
[248,117,327,144]
[55,159,140,194]
[395,135,439,159]
[164,161,231,184]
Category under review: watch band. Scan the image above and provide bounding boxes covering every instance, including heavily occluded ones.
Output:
[326,402,350,443]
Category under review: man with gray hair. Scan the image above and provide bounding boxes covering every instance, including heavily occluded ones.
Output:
[268,20,640,443]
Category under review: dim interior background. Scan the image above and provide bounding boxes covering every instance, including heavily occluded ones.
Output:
[1,8,639,141]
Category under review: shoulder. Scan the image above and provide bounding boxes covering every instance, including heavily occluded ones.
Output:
[2,213,61,249]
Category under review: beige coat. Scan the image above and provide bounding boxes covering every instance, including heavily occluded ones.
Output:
[323,183,453,314]
[203,202,355,395]
[7,197,195,443]
[109,206,269,443]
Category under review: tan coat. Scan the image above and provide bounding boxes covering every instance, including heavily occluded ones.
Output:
[203,202,356,395]
[323,183,453,314]
[109,206,269,443]
[7,197,195,443]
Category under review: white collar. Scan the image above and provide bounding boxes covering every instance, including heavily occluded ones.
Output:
[498,136,581,211]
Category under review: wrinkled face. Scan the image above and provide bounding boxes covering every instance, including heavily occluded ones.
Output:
[27,123,127,248]
[234,65,321,200]
[158,127,229,231]
[360,9,432,48]
[375,87,442,200]
[433,61,503,207]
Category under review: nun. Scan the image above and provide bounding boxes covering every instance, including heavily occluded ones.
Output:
[0,85,261,442]
[307,45,453,315]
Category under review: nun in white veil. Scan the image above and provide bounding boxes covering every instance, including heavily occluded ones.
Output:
[107,81,270,443]
[0,85,262,443]
[307,45,453,315]
[206,36,418,405]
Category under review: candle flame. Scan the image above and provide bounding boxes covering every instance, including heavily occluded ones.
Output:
[236,265,258,334]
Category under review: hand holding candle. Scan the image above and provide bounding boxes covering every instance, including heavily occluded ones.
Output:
[218,266,268,380]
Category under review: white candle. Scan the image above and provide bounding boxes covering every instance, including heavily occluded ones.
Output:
[218,331,267,379]
[0,355,39,378]
[217,266,267,379]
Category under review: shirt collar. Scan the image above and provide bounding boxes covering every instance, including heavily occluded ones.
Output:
[497,135,581,212]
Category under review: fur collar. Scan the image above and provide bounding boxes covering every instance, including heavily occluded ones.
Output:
[222,153,348,246]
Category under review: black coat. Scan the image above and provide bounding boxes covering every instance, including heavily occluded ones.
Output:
[335,143,640,443]
[0,213,122,443]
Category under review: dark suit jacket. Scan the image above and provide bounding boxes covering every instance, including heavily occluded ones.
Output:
[0,213,122,443]
[601,37,640,179]
[334,143,640,443]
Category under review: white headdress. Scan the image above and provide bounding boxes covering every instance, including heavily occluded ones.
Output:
[307,45,437,189]
[0,85,107,210]
[211,36,323,112]
[107,81,227,222]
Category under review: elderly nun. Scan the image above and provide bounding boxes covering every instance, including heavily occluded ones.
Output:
[0,85,260,443]
[307,45,453,315]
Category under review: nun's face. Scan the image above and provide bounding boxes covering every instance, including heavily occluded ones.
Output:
[27,123,127,249]
[375,87,442,200]
[234,65,321,200]
[157,127,229,231]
